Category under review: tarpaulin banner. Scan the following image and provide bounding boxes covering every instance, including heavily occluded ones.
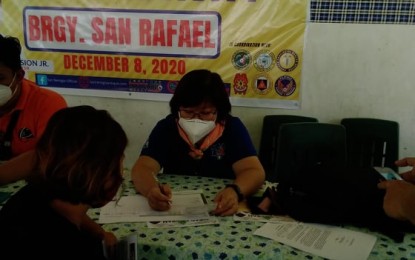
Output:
[0,0,307,109]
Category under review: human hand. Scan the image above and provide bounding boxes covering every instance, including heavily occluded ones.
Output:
[212,187,239,216]
[146,184,172,211]
[395,157,415,184]
[377,180,415,222]
[102,231,118,260]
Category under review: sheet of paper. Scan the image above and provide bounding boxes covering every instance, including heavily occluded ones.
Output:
[254,222,376,260]
[99,190,212,224]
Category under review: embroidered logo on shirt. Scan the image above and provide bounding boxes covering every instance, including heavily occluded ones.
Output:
[18,128,34,141]
[207,143,225,160]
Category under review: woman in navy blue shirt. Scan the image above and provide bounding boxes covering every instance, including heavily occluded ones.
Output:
[132,69,265,216]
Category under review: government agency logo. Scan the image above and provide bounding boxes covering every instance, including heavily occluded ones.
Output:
[252,73,272,95]
[232,73,248,95]
[231,50,252,70]
[275,75,296,97]
[276,50,299,72]
[253,50,275,72]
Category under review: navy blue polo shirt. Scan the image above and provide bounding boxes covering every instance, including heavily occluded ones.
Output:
[140,114,257,179]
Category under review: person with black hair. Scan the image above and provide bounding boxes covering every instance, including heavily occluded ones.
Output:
[0,106,128,259]
[131,69,265,216]
[0,34,67,160]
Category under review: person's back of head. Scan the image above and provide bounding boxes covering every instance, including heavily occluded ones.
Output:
[169,69,231,122]
[34,105,128,208]
[0,34,22,71]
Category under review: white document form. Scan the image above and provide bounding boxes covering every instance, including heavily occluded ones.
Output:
[254,222,376,260]
[99,190,212,224]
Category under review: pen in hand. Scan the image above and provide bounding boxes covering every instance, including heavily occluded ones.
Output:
[152,172,172,205]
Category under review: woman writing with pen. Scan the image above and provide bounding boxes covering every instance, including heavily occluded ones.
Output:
[152,172,172,205]
[131,69,265,216]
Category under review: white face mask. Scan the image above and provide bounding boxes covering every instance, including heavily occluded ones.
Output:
[178,116,216,144]
[0,74,16,106]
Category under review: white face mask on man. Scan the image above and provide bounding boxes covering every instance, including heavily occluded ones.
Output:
[178,114,216,144]
[0,74,16,106]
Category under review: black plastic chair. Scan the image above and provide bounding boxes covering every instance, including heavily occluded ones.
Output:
[258,115,318,182]
[340,118,399,171]
[275,122,347,183]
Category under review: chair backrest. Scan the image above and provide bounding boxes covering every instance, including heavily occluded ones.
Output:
[275,122,347,183]
[340,118,399,171]
[258,115,318,182]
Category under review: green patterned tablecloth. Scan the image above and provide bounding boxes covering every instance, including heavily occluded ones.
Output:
[2,175,415,259]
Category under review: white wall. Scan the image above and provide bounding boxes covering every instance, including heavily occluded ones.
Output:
[64,22,415,170]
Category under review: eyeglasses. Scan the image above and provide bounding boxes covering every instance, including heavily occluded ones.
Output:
[179,109,217,120]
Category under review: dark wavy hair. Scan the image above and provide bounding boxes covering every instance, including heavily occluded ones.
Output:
[0,34,22,71]
[33,105,128,207]
[169,69,231,122]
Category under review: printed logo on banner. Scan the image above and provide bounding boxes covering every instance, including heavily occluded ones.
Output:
[232,73,248,95]
[231,50,252,70]
[166,81,178,93]
[253,50,275,72]
[36,74,48,86]
[274,75,296,96]
[276,50,299,72]
[252,73,271,95]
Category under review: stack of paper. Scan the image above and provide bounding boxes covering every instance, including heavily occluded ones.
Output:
[254,222,376,260]
[99,190,217,227]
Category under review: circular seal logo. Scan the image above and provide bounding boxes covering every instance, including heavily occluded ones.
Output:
[253,50,275,72]
[166,81,178,93]
[276,49,299,72]
[275,75,296,96]
[252,73,272,95]
[231,50,252,70]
